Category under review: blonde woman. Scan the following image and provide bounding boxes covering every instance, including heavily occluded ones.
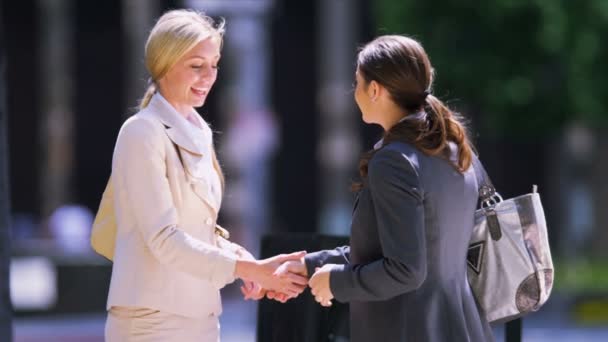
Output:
[105,9,307,341]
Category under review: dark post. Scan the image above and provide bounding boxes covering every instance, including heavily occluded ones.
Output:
[0,4,14,340]
[505,318,522,342]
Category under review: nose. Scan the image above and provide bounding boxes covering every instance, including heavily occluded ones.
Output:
[199,72,215,84]
[196,79,212,89]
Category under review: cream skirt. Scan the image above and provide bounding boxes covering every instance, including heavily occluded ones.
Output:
[105,306,220,342]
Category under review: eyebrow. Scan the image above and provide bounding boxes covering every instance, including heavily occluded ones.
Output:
[188,55,221,61]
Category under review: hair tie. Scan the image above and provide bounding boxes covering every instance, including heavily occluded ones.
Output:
[147,78,158,93]
[423,90,430,99]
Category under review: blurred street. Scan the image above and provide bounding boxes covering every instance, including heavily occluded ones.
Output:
[13,294,608,342]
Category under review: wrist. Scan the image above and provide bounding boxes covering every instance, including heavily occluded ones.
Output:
[235,258,258,280]
[300,257,308,276]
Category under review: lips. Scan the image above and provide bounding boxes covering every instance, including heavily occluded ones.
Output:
[191,87,208,96]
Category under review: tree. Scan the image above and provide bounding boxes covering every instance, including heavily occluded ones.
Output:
[374,0,608,138]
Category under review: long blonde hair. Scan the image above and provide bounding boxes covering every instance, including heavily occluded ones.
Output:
[140,9,226,190]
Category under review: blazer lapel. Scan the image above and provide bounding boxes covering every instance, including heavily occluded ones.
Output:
[146,94,203,155]
[145,93,222,214]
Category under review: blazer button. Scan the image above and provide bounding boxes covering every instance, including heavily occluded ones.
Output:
[205,218,213,226]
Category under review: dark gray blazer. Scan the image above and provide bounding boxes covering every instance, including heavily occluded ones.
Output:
[305,141,494,342]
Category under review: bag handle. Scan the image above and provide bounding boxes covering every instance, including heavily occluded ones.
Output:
[471,156,501,205]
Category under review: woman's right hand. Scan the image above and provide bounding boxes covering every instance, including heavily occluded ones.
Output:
[235,251,308,296]
[266,259,309,302]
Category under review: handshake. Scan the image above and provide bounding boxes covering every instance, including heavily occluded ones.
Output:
[234,251,336,307]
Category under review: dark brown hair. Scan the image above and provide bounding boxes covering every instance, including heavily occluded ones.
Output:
[354,35,474,191]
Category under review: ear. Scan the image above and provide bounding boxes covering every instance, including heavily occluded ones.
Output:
[369,80,380,102]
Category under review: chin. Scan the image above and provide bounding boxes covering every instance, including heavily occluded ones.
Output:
[192,99,206,108]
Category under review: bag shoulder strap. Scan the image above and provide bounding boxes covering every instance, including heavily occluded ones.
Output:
[471,155,497,202]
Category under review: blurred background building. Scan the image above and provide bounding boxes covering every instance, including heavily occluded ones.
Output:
[1,0,607,341]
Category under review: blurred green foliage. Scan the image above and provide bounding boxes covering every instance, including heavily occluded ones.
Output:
[556,259,608,293]
[374,0,608,137]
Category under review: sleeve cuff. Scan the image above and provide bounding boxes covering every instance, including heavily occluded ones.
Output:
[329,264,349,302]
[304,252,326,279]
[210,248,238,289]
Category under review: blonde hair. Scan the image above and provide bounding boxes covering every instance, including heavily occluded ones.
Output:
[140,9,226,191]
[140,9,225,109]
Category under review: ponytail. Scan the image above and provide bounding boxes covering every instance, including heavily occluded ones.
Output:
[424,94,473,173]
[353,94,473,192]
[139,82,157,110]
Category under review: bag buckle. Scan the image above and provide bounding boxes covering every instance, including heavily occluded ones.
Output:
[214,224,230,240]
[482,192,503,209]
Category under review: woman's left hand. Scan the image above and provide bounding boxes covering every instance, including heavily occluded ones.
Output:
[309,264,336,307]
[235,247,267,300]
[241,280,266,300]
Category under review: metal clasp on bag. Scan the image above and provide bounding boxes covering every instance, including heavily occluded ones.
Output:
[214,224,230,240]
[479,185,503,209]
[482,193,503,209]
[479,186,504,241]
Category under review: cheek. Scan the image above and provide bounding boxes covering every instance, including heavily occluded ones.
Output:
[354,89,366,111]
[207,71,218,84]
[170,71,191,89]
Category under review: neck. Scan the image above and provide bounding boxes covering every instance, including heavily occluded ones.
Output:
[158,89,193,120]
[380,104,407,132]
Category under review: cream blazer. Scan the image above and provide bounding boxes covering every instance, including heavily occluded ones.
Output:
[106,93,240,318]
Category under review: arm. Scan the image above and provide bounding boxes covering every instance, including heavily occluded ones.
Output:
[328,149,427,302]
[304,246,350,279]
[216,235,247,257]
[113,119,237,289]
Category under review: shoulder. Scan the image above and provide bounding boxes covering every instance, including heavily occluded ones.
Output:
[368,142,424,196]
[117,110,165,142]
[370,142,421,177]
[367,142,424,200]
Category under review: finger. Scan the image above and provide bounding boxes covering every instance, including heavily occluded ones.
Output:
[282,286,302,297]
[292,284,307,295]
[252,290,266,300]
[285,283,307,296]
[243,281,254,292]
[277,293,289,302]
[285,260,306,273]
[240,286,251,300]
[308,274,318,287]
[315,295,330,307]
[283,272,309,286]
[275,251,306,263]
[252,286,266,300]
[266,291,276,300]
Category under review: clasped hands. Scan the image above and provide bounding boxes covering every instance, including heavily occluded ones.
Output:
[235,249,337,307]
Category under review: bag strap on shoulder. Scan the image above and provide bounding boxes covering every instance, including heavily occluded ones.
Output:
[471,156,498,203]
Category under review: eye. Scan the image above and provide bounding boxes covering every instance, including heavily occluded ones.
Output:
[191,65,203,69]
[212,65,220,70]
